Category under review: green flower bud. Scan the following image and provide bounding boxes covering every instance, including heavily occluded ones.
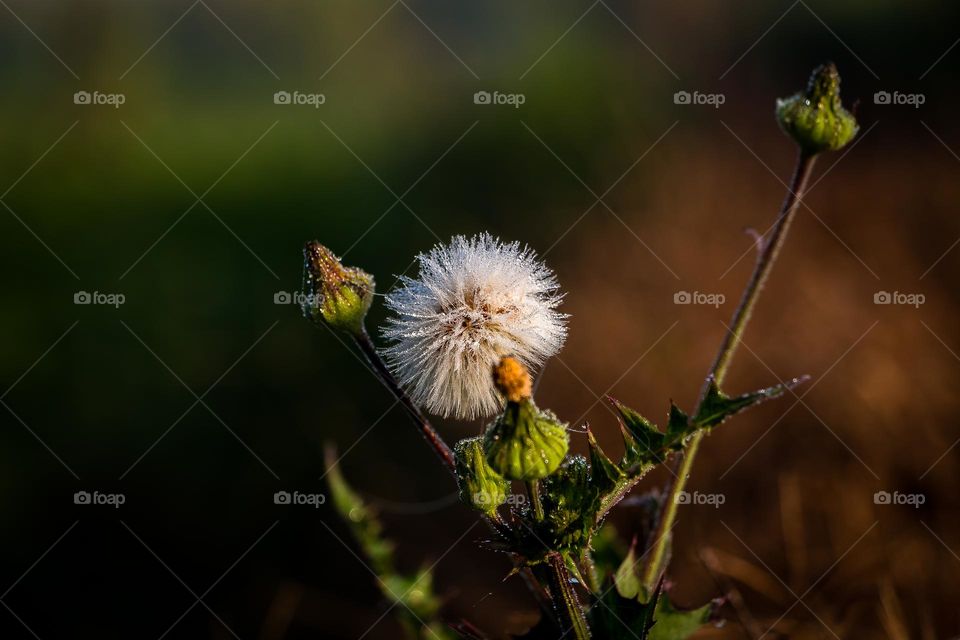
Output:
[483,358,569,481]
[302,241,375,335]
[454,437,509,515]
[776,62,858,154]
[483,400,569,481]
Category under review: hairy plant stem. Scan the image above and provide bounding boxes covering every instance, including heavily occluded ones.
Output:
[639,150,817,595]
[527,480,545,521]
[353,326,456,473]
[547,553,592,640]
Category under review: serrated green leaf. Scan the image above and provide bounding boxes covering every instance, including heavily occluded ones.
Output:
[693,375,809,429]
[608,397,665,463]
[665,402,690,444]
[591,582,661,639]
[647,594,717,640]
[588,427,624,492]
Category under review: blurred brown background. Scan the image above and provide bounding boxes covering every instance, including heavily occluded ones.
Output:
[1,1,958,638]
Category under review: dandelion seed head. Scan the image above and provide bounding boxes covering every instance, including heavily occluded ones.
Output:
[382,233,567,420]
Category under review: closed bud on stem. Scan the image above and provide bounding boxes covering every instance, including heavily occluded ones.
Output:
[483,358,569,481]
[302,241,375,336]
[454,437,509,515]
[776,62,858,154]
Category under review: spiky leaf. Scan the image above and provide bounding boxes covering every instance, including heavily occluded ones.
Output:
[665,403,691,447]
[609,398,665,463]
[592,582,661,639]
[588,427,624,492]
[592,585,719,640]
[648,595,718,640]
[693,375,809,428]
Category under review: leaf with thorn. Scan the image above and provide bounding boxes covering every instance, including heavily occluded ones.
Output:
[588,426,624,492]
[693,375,810,429]
[647,594,722,640]
[608,397,666,465]
[594,577,721,640]
[592,579,661,639]
[665,403,690,447]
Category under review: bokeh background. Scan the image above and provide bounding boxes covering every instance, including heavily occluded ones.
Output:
[2,1,959,638]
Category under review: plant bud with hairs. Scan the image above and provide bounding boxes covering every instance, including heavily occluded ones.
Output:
[454,437,509,516]
[776,62,858,154]
[302,241,375,336]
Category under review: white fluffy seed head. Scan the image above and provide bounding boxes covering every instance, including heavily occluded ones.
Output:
[381,233,567,420]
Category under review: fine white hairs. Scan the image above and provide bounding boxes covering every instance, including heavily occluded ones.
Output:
[382,233,567,420]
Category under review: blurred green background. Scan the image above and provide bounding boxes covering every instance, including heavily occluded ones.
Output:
[2,1,959,638]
